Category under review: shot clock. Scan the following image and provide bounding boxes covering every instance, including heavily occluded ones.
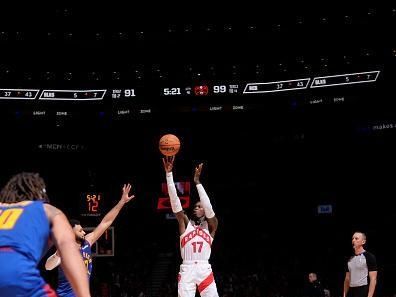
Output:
[80,192,102,217]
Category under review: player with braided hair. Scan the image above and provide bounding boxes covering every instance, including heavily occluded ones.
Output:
[0,172,91,297]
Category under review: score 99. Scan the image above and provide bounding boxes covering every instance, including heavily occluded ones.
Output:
[213,85,227,93]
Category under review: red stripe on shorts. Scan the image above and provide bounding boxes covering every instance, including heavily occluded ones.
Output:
[198,272,214,293]
[43,284,57,297]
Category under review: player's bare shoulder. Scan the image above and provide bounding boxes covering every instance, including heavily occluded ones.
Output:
[43,203,63,221]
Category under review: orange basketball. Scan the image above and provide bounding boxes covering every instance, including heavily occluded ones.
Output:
[159,134,181,156]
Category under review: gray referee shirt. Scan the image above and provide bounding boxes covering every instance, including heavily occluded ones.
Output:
[346,251,377,287]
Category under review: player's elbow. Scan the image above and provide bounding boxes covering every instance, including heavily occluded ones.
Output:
[204,207,215,219]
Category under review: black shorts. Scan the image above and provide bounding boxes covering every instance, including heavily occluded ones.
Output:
[349,285,369,297]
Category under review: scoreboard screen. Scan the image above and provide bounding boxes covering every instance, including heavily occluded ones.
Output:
[0,70,380,100]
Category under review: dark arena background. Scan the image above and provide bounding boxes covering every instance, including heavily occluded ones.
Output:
[0,5,395,297]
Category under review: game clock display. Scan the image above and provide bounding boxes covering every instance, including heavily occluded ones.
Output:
[80,193,102,217]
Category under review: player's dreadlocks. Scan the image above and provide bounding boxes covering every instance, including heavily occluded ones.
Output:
[0,172,49,203]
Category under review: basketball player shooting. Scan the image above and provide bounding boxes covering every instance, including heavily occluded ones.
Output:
[162,156,219,297]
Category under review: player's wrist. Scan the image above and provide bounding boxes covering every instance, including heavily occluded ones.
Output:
[166,172,174,184]
[118,199,127,206]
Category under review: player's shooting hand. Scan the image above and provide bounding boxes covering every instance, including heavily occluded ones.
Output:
[162,156,175,173]
[121,183,135,203]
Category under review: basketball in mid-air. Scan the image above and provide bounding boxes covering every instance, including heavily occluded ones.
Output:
[159,134,181,156]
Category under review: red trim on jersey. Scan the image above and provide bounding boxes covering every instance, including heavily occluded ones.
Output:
[177,273,181,283]
[180,227,212,248]
[198,272,214,293]
[0,246,14,252]
[43,284,57,297]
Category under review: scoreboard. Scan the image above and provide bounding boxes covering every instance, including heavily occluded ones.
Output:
[0,70,381,120]
[0,70,380,100]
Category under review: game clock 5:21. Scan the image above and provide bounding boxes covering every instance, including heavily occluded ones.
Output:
[162,87,182,95]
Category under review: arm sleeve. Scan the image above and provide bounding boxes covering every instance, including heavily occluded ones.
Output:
[166,172,183,213]
[365,252,378,271]
[196,183,215,219]
[345,258,350,273]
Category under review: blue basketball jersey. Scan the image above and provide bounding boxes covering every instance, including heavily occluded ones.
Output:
[57,239,92,297]
[0,201,56,297]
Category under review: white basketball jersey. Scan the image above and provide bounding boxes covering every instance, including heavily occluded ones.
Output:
[180,220,213,261]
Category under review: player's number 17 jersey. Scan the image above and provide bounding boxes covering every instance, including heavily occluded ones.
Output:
[180,221,213,261]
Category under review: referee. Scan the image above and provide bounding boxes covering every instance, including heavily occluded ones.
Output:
[343,232,377,297]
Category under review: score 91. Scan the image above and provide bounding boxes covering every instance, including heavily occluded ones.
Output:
[123,89,136,97]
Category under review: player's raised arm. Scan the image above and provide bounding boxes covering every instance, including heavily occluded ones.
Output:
[194,163,218,237]
[163,156,189,234]
[85,183,135,246]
